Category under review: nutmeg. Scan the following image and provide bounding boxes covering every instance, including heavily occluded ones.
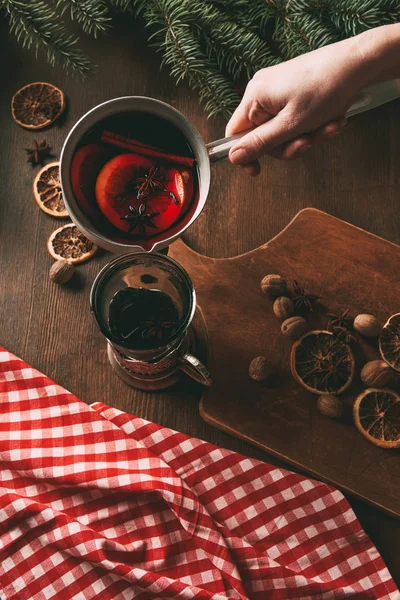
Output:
[360,360,392,387]
[353,314,381,337]
[249,356,272,382]
[261,274,287,296]
[317,394,343,419]
[281,316,307,340]
[273,296,294,320]
[49,260,75,284]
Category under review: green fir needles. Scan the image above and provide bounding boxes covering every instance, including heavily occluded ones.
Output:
[1,0,399,117]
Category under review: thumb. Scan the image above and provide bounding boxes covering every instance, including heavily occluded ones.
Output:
[229,110,297,165]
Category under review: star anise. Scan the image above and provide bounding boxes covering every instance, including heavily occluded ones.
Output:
[135,166,165,200]
[328,308,351,330]
[141,317,175,340]
[121,203,160,235]
[328,308,356,343]
[135,166,178,205]
[292,280,319,312]
[331,326,357,344]
[25,139,51,166]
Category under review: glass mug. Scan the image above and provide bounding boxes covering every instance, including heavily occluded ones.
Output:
[90,252,211,390]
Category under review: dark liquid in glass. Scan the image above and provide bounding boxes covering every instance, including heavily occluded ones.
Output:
[109,287,180,349]
[71,112,199,245]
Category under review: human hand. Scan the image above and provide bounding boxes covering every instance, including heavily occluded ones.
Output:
[226,36,369,174]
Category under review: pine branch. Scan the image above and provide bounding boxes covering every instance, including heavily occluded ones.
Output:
[1,0,93,74]
[56,0,111,37]
[202,32,247,84]
[246,0,280,41]
[189,0,278,81]
[305,0,400,36]
[133,0,240,118]
[202,0,282,67]
[107,0,135,11]
[2,0,400,119]
[274,0,400,59]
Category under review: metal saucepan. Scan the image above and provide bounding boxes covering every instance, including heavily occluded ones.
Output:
[60,79,400,253]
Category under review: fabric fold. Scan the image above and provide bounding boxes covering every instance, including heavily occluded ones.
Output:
[0,348,398,599]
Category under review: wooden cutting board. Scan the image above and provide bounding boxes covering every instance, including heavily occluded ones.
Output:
[170,208,400,518]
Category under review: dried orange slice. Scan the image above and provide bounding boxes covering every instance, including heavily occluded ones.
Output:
[290,330,355,395]
[379,313,400,372]
[353,388,400,448]
[11,82,65,130]
[33,161,68,218]
[47,224,98,264]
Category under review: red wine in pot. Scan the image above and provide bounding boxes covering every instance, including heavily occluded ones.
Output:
[70,112,199,245]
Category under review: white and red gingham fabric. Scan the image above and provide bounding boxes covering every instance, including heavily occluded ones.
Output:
[0,348,398,600]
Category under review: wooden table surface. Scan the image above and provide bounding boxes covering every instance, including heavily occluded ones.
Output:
[1,17,400,587]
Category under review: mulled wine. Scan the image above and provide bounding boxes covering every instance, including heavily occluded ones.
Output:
[70,112,198,244]
[109,287,180,349]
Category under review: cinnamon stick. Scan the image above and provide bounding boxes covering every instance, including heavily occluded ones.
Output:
[101,130,195,168]
[103,131,160,152]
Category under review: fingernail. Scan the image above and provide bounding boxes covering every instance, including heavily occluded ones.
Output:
[298,144,312,154]
[241,164,261,177]
[325,131,341,139]
[230,147,247,163]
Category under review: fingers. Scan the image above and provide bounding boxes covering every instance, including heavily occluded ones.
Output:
[268,136,312,161]
[229,111,296,166]
[241,161,261,176]
[231,114,348,171]
[226,101,272,136]
[312,116,348,143]
[226,80,272,137]
[266,116,348,162]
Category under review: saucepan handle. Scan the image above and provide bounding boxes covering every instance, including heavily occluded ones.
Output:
[205,79,400,164]
[179,353,212,386]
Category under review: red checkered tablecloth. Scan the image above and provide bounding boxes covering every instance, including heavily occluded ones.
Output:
[0,348,398,599]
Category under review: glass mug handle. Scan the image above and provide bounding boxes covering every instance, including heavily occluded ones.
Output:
[179,353,212,386]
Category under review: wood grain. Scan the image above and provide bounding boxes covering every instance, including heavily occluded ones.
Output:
[170,208,400,517]
[1,15,400,584]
